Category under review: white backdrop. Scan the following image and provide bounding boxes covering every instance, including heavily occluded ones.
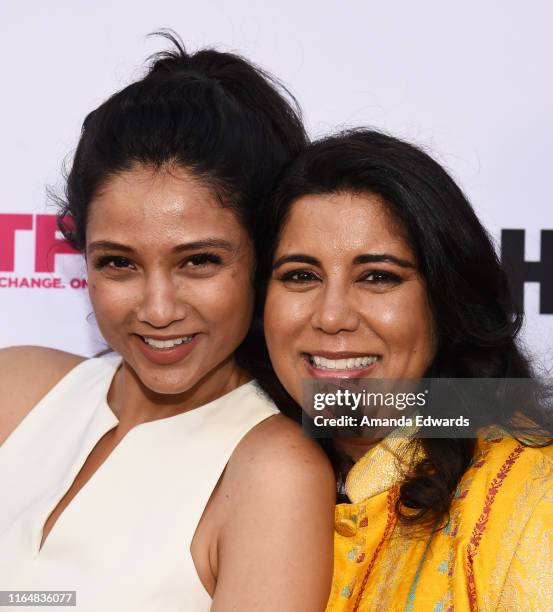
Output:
[1,0,552,367]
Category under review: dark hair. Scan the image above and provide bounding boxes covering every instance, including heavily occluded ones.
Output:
[56,31,307,250]
[251,128,552,524]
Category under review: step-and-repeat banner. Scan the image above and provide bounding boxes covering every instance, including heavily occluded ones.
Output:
[1,2,552,367]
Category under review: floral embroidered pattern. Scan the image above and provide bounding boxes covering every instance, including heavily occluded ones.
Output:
[326,433,552,612]
[465,445,525,610]
[352,488,398,611]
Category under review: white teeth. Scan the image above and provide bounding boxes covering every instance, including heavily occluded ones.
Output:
[310,355,378,370]
[143,336,194,349]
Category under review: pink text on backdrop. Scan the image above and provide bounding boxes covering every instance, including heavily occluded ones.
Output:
[0,213,78,273]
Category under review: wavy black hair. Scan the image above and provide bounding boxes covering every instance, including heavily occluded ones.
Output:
[246,128,552,524]
[56,31,306,250]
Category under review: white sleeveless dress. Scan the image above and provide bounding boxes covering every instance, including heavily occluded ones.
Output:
[0,356,279,611]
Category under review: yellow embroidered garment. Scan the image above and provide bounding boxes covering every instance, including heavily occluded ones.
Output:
[326,429,553,611]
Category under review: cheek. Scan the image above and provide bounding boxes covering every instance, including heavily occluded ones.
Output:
[361,288,434,347]
[264,285,298,348]
[87,277,139,326]
[264,287,287,365]
[265,284,314,333]
[193,272,254,332]
[264,285,312,371]
[264,288,307,404]
[402,288,435,355]
[356,296,402,347]
[263,285,280,345]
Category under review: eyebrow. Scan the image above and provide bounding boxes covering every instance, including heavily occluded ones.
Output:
[87,238,235,255]
[353,253,415,268]
[272,252,415,270]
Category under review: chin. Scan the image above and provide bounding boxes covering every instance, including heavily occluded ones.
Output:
[148,379,198,397]
[124,361,196,396]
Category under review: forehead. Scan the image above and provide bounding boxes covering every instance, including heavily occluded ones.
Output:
[278,192,411,256]
[86,164,245,246]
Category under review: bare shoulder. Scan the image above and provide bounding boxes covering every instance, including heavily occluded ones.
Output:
[0,346,85,444]
[212,414,335,611]
[222,413,336,536]
[227,413,335,492]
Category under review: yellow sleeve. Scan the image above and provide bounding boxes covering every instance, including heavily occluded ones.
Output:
[496,485,553,611]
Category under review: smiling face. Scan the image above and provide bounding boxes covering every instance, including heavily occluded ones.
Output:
[264,191,436,406]
[86,164,254,399]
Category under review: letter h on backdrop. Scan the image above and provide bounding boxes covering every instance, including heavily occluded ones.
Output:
[501,229,553,314]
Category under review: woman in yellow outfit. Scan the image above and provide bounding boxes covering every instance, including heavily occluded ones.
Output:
[331,428,553,610]
[254,129,553,610]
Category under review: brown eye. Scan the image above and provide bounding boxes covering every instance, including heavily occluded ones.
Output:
[183,253,222,267]
[94,255,134,270]
[360,270,402,284]
[279,270,320,283]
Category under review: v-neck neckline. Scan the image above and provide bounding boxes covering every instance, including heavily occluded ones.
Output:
[34,357,256,556]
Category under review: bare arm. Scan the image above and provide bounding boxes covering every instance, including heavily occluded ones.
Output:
[0,346,85,444]
[211,415,336,612]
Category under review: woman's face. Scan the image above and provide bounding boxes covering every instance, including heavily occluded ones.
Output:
[264,191,436,405]
[86,164,254,396]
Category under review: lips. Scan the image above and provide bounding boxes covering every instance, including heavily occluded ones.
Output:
[134,333,201,366]
[310,355,378,370]
[303,352,381,378]
[142,335,194,349]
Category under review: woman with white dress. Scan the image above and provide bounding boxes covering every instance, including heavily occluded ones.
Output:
[0,34,335,612]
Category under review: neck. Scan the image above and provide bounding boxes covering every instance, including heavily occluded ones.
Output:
[107,356,249,431]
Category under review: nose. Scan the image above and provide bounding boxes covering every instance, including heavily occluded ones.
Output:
[136,272,188,328]
[310,282,360,334]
